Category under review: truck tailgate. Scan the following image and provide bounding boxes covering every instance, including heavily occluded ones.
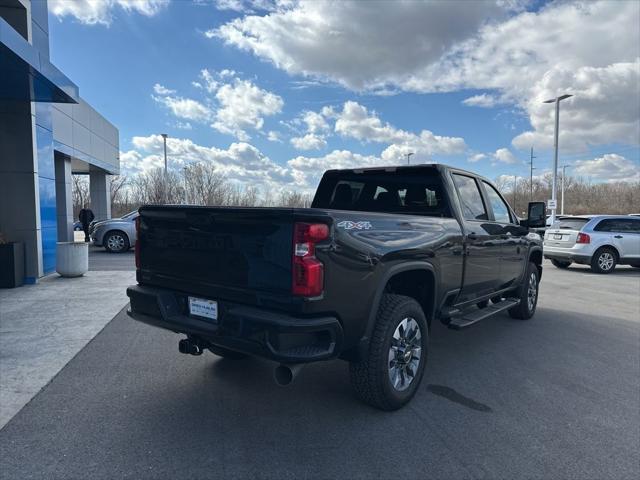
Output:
[138,206,295,299]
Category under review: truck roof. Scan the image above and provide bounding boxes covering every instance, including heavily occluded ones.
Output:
[324,163,494,186]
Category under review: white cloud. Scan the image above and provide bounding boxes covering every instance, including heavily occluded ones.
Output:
[152,94,212,122]
[211,0,510,91]
[462,94,499,108]
[492,148,519,165]
[50,0,169,26]
[127,134,291,186]
[212,1,640,151]
[212,79,284,140]
[267,130,282,142]
[468,153,487,163]
[334,101,466,162]
[573,154,640,182]
[290,133,326,151]
[512,62,640,151]
[175,121,193,130]
[153,83,176,95]
[287,150,382,188]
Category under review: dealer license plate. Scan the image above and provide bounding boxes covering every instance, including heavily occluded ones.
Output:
[553,234,563,240]
[188,297,218,321]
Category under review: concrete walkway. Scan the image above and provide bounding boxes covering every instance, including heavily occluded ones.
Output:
[0,270,135,428]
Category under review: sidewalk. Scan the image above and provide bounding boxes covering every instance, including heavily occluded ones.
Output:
[0,269,135,428]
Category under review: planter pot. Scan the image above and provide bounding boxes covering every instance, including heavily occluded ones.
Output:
[0,242,24,288]
[56,242,88,277]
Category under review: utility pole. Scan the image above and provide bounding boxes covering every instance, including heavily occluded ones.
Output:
[513,175,517,208]
[529,147,536,201]
[161,133,168,203]
[543,94,572,225]
[406,152,414,165]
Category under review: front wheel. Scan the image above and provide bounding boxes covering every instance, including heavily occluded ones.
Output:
[349,294,428,411]
[508,262,539,320]
[551,259,571,269]
[104,231,129,253]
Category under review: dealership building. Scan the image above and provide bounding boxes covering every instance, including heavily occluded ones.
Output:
[1,0,119,282]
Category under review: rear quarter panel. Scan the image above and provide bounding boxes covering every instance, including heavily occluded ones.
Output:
[309,210,464,347]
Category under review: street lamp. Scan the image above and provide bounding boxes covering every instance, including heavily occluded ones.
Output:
[543,94,572,225]
[406,152,414,165]
[160,134,168,203]
[561,164,571,215]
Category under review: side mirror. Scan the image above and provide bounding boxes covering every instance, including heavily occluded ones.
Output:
[523,201,546,228]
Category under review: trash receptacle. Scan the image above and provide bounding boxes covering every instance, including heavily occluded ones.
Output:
[56,242,89,277]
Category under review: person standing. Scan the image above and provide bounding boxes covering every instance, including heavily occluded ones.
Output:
[78,207,95,243]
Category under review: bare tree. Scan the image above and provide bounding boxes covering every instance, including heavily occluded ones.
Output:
[72,175,89,218]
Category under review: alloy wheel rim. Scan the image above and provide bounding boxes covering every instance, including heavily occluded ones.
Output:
[388,317,422,392]
[108,235,125,251]
[527,272,537,311]
[598,252,614,270]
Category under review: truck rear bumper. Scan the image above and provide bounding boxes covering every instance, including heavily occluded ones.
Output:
[126,285,343,363]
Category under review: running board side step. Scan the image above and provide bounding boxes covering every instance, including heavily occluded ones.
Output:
[448,299,520,330]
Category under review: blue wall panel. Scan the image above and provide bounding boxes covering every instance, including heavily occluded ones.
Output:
[36,116,57,274]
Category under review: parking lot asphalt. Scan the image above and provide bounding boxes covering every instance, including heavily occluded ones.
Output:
[1,262,638,480]
[89,246,135,271]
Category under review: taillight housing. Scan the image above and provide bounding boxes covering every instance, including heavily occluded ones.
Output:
[576,232,590,244]
[292,222,329,297]
[134,216,141,269]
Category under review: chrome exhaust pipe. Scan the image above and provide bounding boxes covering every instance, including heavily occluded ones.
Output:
[273,363,304,386]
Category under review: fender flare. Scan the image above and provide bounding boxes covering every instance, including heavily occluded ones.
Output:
[362,261,439,343]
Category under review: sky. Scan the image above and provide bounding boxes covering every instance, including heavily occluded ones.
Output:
[47,0,640,193]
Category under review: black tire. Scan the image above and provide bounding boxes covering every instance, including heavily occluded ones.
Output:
[104,230,130,253]
[551,259,571,269]
[590,247,617,274]
[208,345,248,360]
[349,294,428,411]
[508,262,539,320]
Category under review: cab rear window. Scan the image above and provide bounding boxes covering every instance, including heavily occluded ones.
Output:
[312,167,451,217]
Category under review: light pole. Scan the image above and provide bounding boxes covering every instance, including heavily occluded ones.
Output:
[529,147,536,201]
[513,175,518,208]
[542,94,572,225]
[161,133,168,203]
[406,152,414,165]
[561,164,571,215]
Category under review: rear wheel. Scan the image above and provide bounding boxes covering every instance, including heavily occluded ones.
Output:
[349,294,428,411]
[508,262,539,320]
[590,247,617,274]
[551,259,571,269]
[104,231,129,253]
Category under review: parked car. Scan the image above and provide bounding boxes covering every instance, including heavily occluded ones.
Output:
[544,215,640,273]
[127,165,546,410]
[73,221,83,231]
[90,211,139,253]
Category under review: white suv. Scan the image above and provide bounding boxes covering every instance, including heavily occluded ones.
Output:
[544,215,640,274]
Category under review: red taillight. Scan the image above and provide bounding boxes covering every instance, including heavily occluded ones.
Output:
[292,222,329,297]
[576,232,590,244]
[134,216,141,269]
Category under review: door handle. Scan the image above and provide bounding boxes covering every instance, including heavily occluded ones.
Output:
[614,235,623,239]
[467,233,478,240]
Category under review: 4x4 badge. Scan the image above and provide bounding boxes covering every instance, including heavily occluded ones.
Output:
[337,221,372,230]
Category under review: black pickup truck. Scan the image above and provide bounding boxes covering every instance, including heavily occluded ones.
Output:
[127,164,545,410]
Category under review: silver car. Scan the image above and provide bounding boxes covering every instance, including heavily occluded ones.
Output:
[544,215,640,273]
[90,211,138,253]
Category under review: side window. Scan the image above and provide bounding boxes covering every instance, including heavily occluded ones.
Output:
[452,174,488,221]
[622,219,640,233]
[482,181,512,224]
[594,219,614,232]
